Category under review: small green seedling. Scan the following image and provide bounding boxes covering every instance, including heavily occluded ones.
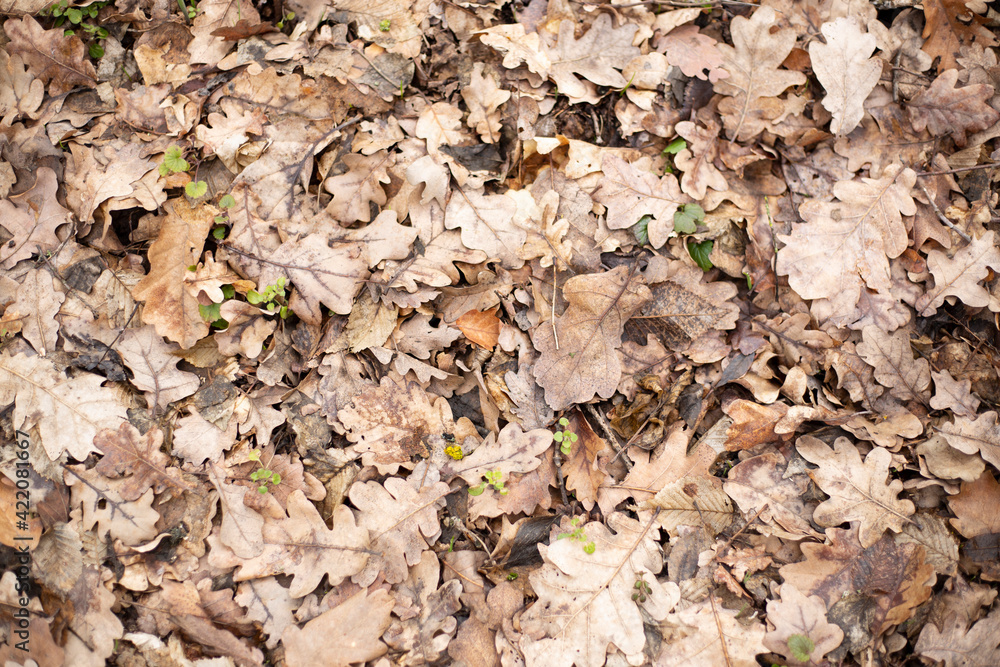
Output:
[212,193,236,239]
[276,10,295,28]
[468,469,507,496]
[557,517,596,554]
[378,18,391,31]
[661,137,687,174]
[787,634,815,663]
[688,239,713,271]
[42,0,110,58]
[247,448,282,494]
[673,203,705,234]
[159,145,208,198]
[247,276,289,318]
[632,575,652,603]
[553,417,578,456]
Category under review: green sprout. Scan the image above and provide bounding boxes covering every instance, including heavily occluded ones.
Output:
[553,417,578,456]
[159,145,190,176]
[688,239,713,271]
[41,0,110,58]
[276,10,295,28]
[247,448,282,494]
[378,18,391,31]
[247,276,289,319]
[556,517,595,554]
[212,193,236,239]
[787,634,815,663]
[468,469,507,496]
[661,137,687,174]
[673,203,705,234]
[631,575,653,603]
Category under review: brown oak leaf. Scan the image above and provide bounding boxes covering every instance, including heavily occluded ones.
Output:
[938,412,1000,471]
[593,155,683,248]
[856,325,931,404]
[282,589,394,666]
[915,232,1000,316]
[323,151,394,223]
[543,14,639,103]
[441,422,552,486]
[93,422,189,502]
[3,16,97,96]
[764,586,844,666]
[0,167,70,269]
[915,609,1000,667]
[809,17,881,135]
[907,69,1000,147]
[532,266,651,411]
[118,325,201,412]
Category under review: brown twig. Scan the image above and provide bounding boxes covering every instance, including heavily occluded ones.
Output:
[583,404,632,472]
[918,183,972,243]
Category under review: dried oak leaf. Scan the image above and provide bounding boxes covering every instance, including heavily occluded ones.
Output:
[118,325,200,412]
[384,550,463,664]
[765,585,844,666]
[0,352,127,461]
[0,167,70,269]
[282,589,394,667]
[441,422,552,485]
[520,512,675,667]
[188,0,259,65]
[339,376,453,474]
[779,525,934,637]
[593,155,683,248]
[542,14,640,103]
[714,6,806,141]
[531,266,651,411]
[93,422,188,502]
[3,16,97,96]
[64,142,158,227]
[628,261,739,351]
[907,69,1000,147]
[349,461,450,586]
[234,578,299,650]
[920,0,996,72]
[915,609,1000,667]
[455,308,501,348]
[915,231,1000,316]
[657,598,767,667]
[0,50,44,123]
[445,187,523,269]
[644,476,733,538]
[776,164,916,325]
[559,411,608,511]
[257,210,416,324]
[724,451,823,540]
[236,491,369,598]
[673,117,728,199]
[655,24,726,83]
[930,369,980,418]
[796,436,914,548]
[66,466,160,546]
[938,412,1000,471]
[323,151,394,223]
[809,17,881,135]
[856,324,931,403]
[897,512,960,577]
[133,198,216,348]
[208,460,264,559]
[947,470,1000,539]
[7,267,62,356]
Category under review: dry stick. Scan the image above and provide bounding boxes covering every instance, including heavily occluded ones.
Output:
[583,403,632,472]
[918,183,972,243]
[553,447,569,506]
[917,162,1000,177]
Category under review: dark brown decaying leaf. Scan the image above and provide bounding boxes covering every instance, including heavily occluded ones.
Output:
[4,16,97,96]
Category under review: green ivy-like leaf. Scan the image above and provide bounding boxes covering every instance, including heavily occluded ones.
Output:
[219,194,236,208]
[199,303,221,322]
[632,214,651,245]
[162,145,189,174]
[787,634,815,663]
[185,180,208,198]
[673,203,704,234]
[688,239,714,271]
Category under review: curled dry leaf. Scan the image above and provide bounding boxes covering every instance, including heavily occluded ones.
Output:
[764,585,844,666]
[907,69,1000,147]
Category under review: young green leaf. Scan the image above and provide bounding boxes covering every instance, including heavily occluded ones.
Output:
[185,180,208,198]
[162,145,190,174]
[688,239,714,271]
[673,203,704,234]
[219,194,236,208]
[787,634,815,663]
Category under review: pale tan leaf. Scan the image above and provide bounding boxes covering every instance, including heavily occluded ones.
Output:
[714,6,806,141]
[810,17,881,135]
[8,268,62,356]
[118,325,201,412]
[543,14,640,102]
[462,62,511,142]
[349,461,450,585]
[172,411,237,465]
[655,24,727,83]
[323,151,394,223]
[856,325,931,403]
[930,369,980,418]
[897,513,959,576]
[445,187,524,268]
[915,232,1000,316]
[282,589,394,667]
[3,16,97,96]
[478,23,551,76]
[416,101,467,153]
[796,436,915,548]
[937,412,1000,471]
[673,117,728,199]
[521,513,675,667]
[441,422,552,485]
[383,551,463,663]
[235,578,300,650]
[0,352,127,461]
[656,597,766,666]
[208,461,265,559]
[724,451,822,540]
[66,466,160,546]
[235,492,369,598]
[764,586,844,666]
[593,155,683,248]
[0,167,70,269]
[907,69,1000,147]
[915,609,1000,667]
[644,476,733,538]
[93,422,189,502]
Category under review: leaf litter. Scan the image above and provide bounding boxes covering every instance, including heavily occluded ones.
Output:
[2,0,1000,665]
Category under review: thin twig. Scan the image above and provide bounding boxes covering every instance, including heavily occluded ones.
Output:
[916,162,1000,177]
[553,447,569,506]
[583,404,632,472]
[551,268,560,350]
[918,183,972,242]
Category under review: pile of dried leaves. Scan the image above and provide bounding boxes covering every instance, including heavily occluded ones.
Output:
[2,0,1000,664]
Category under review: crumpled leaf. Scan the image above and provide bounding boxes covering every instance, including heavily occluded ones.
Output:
[3,16,97,96]
[323,151,394,223]
[383,550,463,664]
[532,266,651,411]
[809,17,881,135]
[644,476,733,538]
[442,422,552,485]
[938,412,1000,471]
[796,436,915,548]
[118,325,201,412]
[520,512,676,667]
[915,609,1000,667]
[724,451,822,540]
[656,597,767,667]
[907,70,1000,147]
[714,6,806,141]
